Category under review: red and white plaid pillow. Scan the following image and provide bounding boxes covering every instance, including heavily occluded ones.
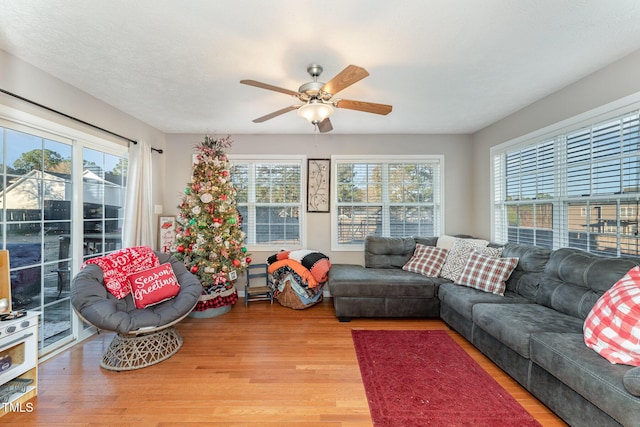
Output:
[455,249,519,295]
[439,238,490,281]
[583,266,640,366]
[402,244,449,277]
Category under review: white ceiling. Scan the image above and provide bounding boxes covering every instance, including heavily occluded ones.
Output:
[2,0,640,135]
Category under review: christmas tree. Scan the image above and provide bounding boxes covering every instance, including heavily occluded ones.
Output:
[174,135,251,312]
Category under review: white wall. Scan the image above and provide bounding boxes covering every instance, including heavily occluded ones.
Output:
[164,133,473,265]
[471,47,640,240]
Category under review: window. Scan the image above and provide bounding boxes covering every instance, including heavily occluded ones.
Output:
[229,156,304,249]
[493,110,640,257]
[81,147,126,261]
[332,155,443,250]
[0,117,127,357]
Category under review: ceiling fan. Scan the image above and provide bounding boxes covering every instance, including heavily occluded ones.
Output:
[240,64,392,133]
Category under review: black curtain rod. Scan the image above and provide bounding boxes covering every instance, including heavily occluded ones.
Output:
[0,88,163,154]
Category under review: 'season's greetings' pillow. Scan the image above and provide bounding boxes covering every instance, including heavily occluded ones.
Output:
[127,263,181,309]
[83,246,160,299]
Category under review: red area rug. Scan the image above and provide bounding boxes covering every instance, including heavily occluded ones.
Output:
[352,330,541,427]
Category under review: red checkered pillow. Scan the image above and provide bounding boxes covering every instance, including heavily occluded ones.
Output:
[127,263,181,309]
[455,249,519,295]
[583,266,640,366]
[402,244,449,277]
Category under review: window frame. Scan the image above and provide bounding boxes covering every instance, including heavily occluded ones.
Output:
[0,106,128,360]
[491,98,640,257]
[228,154,306,252]
[331,154,445,251]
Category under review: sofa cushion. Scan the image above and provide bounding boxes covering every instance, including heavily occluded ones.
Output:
[402,244,448,277]
[328,264,447,298]
[584,266,640,366]
[414,236,439,247]
[473,303,584,358]
[538,247,640,320]
[502,243,552,299]
[624,367,640,396]
[455,249,518,295]
[439,238,491,281]
[530,332,640,427]
[439,283,532,320]
[364,236,416,269]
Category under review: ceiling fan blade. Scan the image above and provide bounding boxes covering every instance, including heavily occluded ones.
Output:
[320,65,369,96]
[335,99,393,115]
[252,105,299,123]
[240,79,299,96]
[317,118,333,133]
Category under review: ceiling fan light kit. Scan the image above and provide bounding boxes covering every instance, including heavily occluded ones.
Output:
[241,63,392,133]
[297,99,334,124]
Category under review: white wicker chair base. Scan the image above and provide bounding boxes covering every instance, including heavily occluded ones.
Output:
[100,326,183,371]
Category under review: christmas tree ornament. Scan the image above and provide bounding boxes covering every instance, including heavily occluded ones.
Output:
[232,259,241,267]
[184,187,191,194]
[241,247,247,253]
[200,193,213,203]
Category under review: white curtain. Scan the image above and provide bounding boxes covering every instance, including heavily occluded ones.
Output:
[123,140,155,248]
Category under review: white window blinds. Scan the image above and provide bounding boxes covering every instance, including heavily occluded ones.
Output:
[493,111,640,256]
[333,156,443,250]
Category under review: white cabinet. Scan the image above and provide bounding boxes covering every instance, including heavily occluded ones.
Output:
[0,311,38,416]
[0,249,38,416]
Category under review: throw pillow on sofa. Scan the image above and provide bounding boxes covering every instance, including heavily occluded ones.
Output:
[583,266,640,366]
[402,244,449,277]
[455,249,519,295]
[439,237,491,281]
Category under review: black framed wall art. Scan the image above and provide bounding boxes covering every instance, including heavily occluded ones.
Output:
[307,159,330,212]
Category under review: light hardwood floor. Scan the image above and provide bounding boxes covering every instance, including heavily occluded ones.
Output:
[1,299,567,426]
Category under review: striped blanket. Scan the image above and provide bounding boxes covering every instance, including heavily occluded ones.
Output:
[266,249,331,288]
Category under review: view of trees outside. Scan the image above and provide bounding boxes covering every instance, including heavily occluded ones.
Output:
[1,126,127,354]
[231,161,302,246]
[336,161,439,244]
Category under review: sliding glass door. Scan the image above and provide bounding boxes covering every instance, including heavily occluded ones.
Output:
[0,120,127,355]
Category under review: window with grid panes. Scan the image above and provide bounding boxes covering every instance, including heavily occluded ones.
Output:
[229,157,303,249]
[332,156,443,250]
[493,111,640,257]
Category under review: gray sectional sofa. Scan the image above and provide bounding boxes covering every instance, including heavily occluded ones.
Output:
[327,235,640,427]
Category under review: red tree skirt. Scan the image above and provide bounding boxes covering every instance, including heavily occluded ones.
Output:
[192,289,238,311]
